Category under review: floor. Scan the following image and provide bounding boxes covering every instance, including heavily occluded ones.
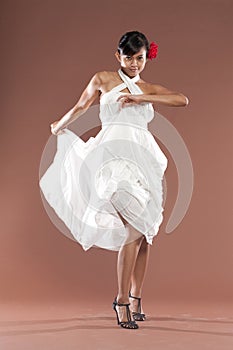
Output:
[0,298,232,350]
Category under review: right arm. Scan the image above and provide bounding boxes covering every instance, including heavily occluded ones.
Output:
[51,72,102,135]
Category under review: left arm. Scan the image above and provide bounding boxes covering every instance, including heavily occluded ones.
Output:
[117,83,189,108]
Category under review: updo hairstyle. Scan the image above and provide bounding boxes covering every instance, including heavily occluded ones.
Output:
[117,31,150,58]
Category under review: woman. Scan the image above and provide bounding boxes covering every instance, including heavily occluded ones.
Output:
[40,31,189,330]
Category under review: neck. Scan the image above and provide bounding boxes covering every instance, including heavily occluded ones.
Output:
[120,68,140,79]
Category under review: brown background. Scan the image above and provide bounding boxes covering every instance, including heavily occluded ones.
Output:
[1,0,232,307]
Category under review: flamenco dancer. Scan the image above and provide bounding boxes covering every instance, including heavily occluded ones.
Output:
[40,31,189,329]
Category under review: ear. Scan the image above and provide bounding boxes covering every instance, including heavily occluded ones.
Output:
[115,51,121,63]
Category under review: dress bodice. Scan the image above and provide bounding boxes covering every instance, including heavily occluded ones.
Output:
[99,69,154,130]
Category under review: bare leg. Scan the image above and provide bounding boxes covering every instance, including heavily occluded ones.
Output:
[130,236,150,314]
[116,219,143,323]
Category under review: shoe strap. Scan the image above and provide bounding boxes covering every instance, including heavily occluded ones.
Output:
[116,302,133,322]
[129,295,141,300]
[117,302,130,307]
[129,294,142,313]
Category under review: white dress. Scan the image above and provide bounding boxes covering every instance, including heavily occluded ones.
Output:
[39,69,168,251]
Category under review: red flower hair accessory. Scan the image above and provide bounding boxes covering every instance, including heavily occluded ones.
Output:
[148,41,158,60]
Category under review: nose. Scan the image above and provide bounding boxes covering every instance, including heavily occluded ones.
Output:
[131,58,138,67]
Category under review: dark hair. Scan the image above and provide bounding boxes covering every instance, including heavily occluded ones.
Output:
[118,31,150,58]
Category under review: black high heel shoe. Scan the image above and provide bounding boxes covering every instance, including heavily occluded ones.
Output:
[112,298,139,329]
[129,292,146,321]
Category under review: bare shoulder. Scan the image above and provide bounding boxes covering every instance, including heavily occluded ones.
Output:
[84,71,114,92]
[138,78,176,95]
[95,71,119,83]
[94,71,121,94]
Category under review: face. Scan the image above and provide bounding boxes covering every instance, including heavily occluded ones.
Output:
[115,47,147,77]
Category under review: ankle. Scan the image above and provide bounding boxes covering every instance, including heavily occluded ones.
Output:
[130,290,142,298]
[117,295,130,304]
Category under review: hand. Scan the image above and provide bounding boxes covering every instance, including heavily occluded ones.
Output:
[50,121,65,135]
[117,94,145,108]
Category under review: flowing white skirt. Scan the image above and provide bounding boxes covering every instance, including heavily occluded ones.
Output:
[39,124,168,251]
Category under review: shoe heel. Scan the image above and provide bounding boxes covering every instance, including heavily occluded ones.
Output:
[112,299,120,325]
[112,297,139,329]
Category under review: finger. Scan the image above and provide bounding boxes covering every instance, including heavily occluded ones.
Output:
[51,128,58,135]
[121,102,129,108]
[117,94,130,102]
[58,129,66,135]
[116,96,122,102]
[118,98,124,107]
